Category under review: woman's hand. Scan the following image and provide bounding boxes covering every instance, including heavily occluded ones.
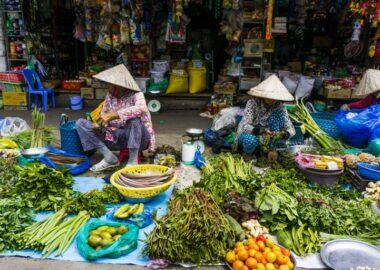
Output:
[341,104,350,111]
[101,112,120,123]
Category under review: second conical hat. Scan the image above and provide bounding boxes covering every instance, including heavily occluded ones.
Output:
[93,64,141,91]
[248,74,294,101]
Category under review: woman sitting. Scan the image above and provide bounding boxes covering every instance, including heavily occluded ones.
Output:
[235,75,295,158]
[76,64,155,172]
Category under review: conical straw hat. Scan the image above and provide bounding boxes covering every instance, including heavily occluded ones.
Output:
[93,64,141,91]
[248,74,294,101]
[354,69,380,97]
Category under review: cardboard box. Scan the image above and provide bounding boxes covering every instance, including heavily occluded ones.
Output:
[2,92,27,106]
[81,87,94,99]
[323,87,352,99]
[95,88,109,100]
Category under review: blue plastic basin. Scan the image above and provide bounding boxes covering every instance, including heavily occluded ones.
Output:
[357,162,380,181]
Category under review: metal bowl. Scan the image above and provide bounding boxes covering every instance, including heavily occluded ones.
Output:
[185,128,203,137]
[21,147,48,157]
[321,239,380,270]
[286,145,311,155]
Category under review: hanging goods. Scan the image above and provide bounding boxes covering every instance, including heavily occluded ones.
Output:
[243,36,264,58]
[59,114,84,155]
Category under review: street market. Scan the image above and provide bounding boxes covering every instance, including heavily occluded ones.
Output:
[0,0,379,270]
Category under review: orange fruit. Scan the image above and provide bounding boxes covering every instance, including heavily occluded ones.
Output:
[272,245,281,252]
[264,247,272,254]
[286,261,294,270]
[252,243,260,251]
[237,249,249,261]
[254,252,264,262]
[265,239,275,248]
[246,257,258,269]
[276,255,288,265]
[240,265,249,270]
[245,245,250,250]
[235,242,244,248]
[257,263,266,270]
[226,251,236,264]
[247,238,256,246]
[233,260,244,270]
[281,248,290,257]
[235,246,246,254]
[257,241,266,252]
[265,252,277,263]
[274,250,283,258]
[279,265,289,270]
[248,249,256,257]
[265,263,276,270]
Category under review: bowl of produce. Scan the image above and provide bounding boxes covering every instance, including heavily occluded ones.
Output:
[87,225,129,251]
[21,147,48,157]
[226,236,296,270]
[357,162,380,181]
[110,164,176,202]
[297,164,343,187]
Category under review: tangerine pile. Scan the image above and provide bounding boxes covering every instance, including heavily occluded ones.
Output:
[225,236,294,270]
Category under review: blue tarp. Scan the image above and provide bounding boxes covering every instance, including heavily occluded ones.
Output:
[0,177,173,266]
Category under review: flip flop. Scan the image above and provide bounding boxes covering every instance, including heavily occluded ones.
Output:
[90,159,119,172]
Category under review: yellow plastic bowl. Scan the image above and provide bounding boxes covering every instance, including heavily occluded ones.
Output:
[110,164,176,201]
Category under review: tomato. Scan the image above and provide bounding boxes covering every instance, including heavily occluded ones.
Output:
[256,235,266,242]
[226,251,236,264]
[246,257,258,269]
[233,260,244,270]
[257,263,266,270]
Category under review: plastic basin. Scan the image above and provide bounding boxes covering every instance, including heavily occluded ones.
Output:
[357,162,380,181]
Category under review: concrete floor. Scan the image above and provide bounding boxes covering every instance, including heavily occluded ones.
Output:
[0,108,214,270]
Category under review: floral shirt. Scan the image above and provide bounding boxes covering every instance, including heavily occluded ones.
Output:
[237,98,295,139]
[101,91,156,151]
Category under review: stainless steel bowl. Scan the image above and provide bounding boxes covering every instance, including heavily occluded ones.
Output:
[21,147,48,157]
[185,128,203,137]
[287,145,311,155]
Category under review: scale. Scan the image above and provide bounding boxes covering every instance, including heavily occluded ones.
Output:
[147,91,163,113]
[19,147,49,165]
[181,128,205,165]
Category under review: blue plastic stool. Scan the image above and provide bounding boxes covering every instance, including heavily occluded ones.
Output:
[23,69,56,112]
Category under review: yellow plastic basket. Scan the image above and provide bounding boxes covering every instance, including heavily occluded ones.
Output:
[110,164,177,201]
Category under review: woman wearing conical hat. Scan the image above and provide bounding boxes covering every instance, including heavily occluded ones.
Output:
[76,64,155,172]
[235,75,295,158]
[341,69,380,111]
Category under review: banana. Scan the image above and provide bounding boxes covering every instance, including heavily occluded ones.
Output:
[114,204,130,218]
[0,138,18,149]
[134,203,144,215]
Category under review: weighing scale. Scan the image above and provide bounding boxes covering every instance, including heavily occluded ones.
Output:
[183,128,205,153]
[147,91,163,113]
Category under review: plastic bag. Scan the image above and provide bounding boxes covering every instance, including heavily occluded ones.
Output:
[194,149,205,169]
[294,76,315,99]
[282,76,298,94]
[212,107,240,131]
[0,117,29,137]
[189,67,206,94]
[77,220,139,261]
[335,105,380,148]
[107,206,155,229]
[38,147,91,175]
[166,72,188,94]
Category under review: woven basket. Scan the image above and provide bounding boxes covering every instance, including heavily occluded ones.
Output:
[110,164,176,202]
[60,120,84,155]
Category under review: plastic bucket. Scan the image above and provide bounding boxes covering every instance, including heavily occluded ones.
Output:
[70,96,83,110]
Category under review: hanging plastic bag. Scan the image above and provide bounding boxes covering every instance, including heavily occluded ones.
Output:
[194,149,205,169]
[77,220,139,261]
[0,117,29,137]
[38,147,91,176]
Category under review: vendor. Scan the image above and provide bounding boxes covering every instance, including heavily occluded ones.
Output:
[341,69,380,111]
[76,64,155,172]
[235,75,295,157]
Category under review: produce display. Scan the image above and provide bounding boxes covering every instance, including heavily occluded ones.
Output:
[0,158,18,197]
[114,168,175,188]
[277,226,321,256]
[295,154,344,170]
[9,127,55,149]
[225,236,295,270]
[47,153,86,166]
[30,108,47,148]
[242,219,270,239]
[345,153,378,169]
[0,138,18,149]
[13,163,74,211]
[20,209,90,257]
[145,188,236,264]
[364,182,380,202]
[114,203,144,219]
[289,101,344,152]
[88,225,129,250]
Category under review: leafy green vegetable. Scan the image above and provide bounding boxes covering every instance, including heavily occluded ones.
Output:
[13,163,74,211]
[277,226,321,256]
[0,197,34,252]
[9,127,55,149]
[0,158,18,198]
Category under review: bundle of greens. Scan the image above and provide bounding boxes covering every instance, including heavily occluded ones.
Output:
[63,185,123,217]
[277,226,321,256]
[145,188,236,264]
[0,158,18,198]
[13,163,74,211]
[289,100,344,152]
[0,197,34,252]
[255,184,299,231]
[20,209,89,257]
[198,153,255,206]
[9,127,55,149]
[30,108,46,148]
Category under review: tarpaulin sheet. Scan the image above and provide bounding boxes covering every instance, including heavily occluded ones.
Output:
[0,177,173,266]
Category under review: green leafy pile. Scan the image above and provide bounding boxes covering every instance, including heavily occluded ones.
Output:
[0,197,34,252]
[197,153,255,206]
[145,188,236,264]
[13,163,74,211]
[63,185,123,217]
[9,127,55,149]
[0,158,18,198]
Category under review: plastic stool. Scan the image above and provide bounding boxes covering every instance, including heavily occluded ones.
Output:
[118,149,142,164]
